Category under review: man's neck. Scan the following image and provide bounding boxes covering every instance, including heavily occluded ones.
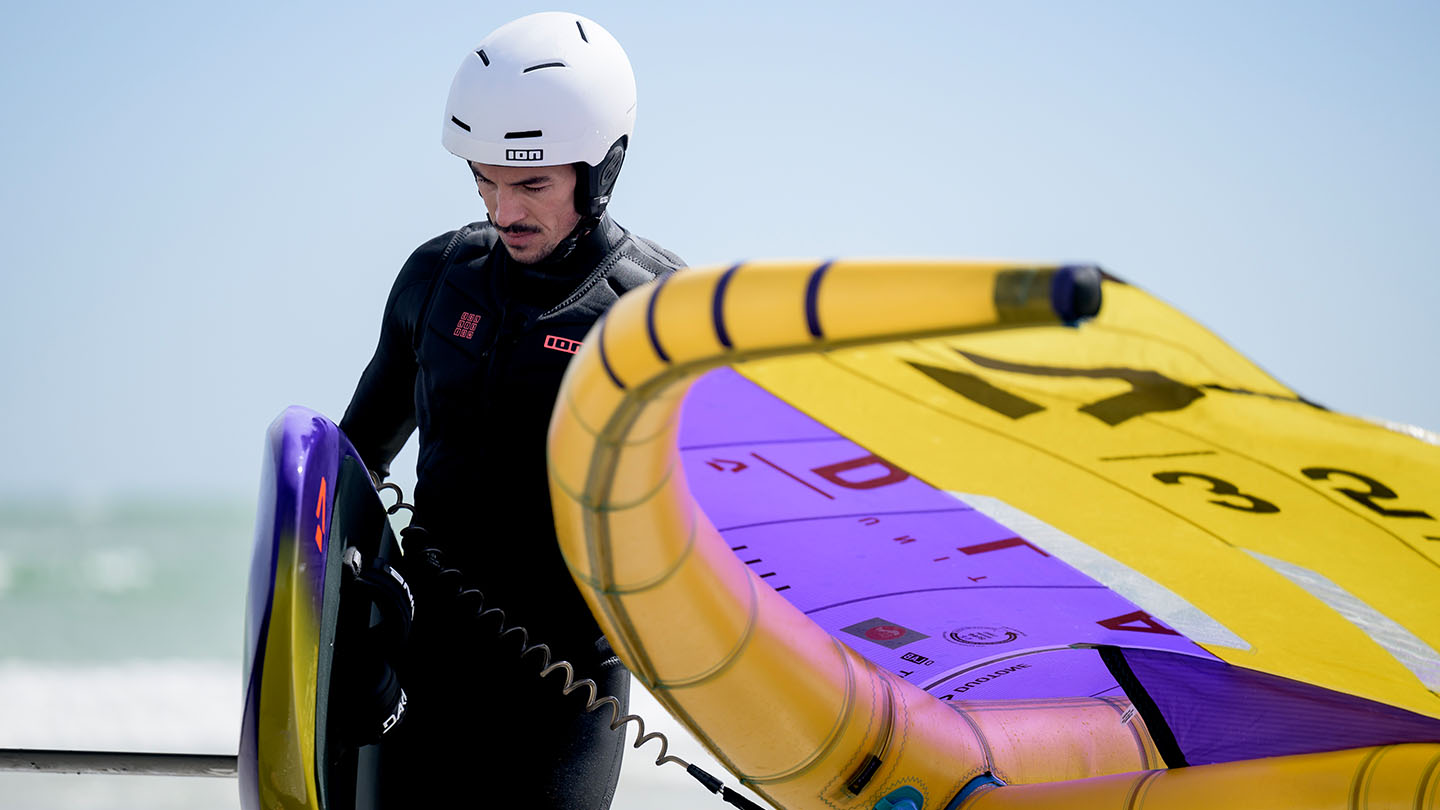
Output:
[502,215,614,307]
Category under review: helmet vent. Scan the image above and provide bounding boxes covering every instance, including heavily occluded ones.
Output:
[475,49,490,66]
[522,61,567,73]
[576,20,588,42]
[504,130,543,139]
[450,116,472,133]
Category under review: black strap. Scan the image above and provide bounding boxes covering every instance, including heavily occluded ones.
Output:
[347,557,415,654]
[334,552,416,745]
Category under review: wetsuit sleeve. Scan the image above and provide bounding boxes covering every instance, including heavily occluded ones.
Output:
[339,232,454,479]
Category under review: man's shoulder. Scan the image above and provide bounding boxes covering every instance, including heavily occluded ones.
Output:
[608,221,686,290]
[404,221,499,276]
[621,232,686,275]
[382,222,499,321]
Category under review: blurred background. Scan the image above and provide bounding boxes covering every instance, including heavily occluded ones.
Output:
[1,0,1436,806]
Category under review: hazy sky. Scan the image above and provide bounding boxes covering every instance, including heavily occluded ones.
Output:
[1,0,1436,501]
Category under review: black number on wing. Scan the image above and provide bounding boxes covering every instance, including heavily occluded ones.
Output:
[1152,471,1280,514]
[1301,467,1434,520]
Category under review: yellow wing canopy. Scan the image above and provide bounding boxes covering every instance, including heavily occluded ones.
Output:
[547,260,1440,810]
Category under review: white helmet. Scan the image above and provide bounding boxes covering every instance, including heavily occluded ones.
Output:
[442,12,637,219]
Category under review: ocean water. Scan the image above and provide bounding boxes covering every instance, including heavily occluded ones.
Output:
[0,498,766,809]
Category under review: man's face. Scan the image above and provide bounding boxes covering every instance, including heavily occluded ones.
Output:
[469,162,581,264]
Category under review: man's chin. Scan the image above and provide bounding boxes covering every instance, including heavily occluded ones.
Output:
[501,238,556,265]
[505,250,556,265]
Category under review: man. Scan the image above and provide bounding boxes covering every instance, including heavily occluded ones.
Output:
[339,12,684,807]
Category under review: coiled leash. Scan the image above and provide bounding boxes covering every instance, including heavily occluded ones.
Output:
[347,481,765,810]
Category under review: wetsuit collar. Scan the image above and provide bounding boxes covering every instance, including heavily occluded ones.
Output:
[501,213,622,310]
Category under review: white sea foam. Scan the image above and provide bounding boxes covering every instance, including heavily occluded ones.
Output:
[82,548,153,595]
[0,659,238,752]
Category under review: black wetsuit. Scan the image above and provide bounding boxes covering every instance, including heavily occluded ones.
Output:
[340,213,684,807]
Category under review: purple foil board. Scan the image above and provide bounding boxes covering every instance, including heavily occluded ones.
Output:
[678,368,1210,703]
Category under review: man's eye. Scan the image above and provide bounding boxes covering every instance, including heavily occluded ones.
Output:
[524,185,547,192]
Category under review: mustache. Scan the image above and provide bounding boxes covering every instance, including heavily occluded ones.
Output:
[497,223,541,235]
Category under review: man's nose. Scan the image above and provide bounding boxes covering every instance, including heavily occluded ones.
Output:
[493,189,526,227]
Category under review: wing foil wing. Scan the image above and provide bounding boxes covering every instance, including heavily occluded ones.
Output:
[547,261,1440,809]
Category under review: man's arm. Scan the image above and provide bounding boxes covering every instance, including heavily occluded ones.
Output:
[339,232,455,479]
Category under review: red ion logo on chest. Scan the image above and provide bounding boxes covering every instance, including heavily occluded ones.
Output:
[544,335,582,354]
